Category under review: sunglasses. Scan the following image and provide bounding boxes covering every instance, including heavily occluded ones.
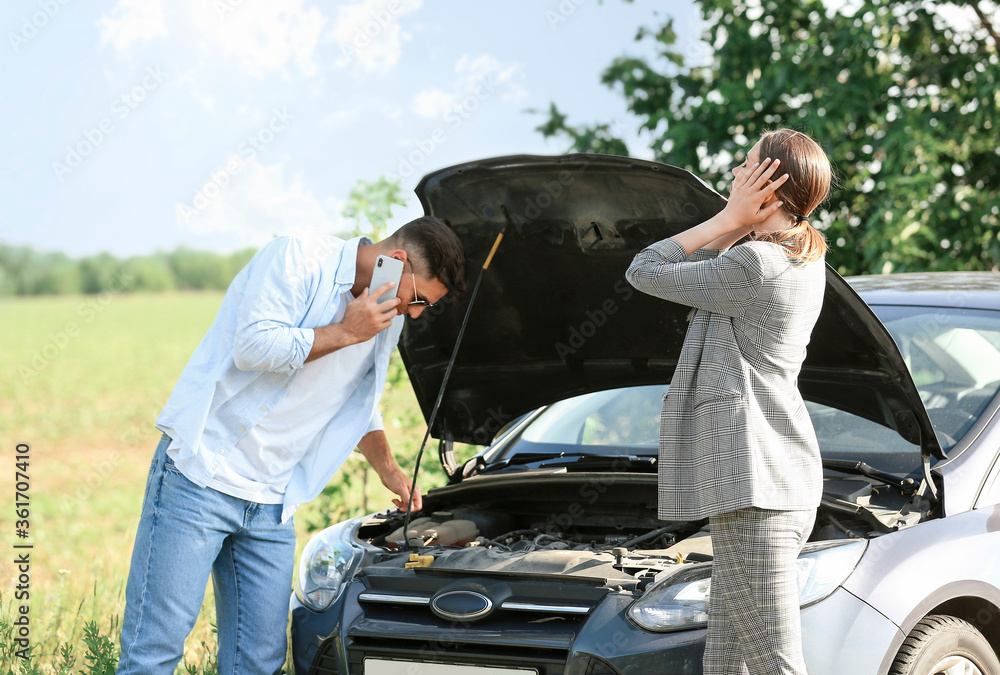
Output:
[407,259,436,309]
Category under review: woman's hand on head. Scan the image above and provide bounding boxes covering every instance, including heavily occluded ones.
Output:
[723,157,789,231]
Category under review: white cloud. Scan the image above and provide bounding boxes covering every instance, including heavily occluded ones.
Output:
[333,0,422,73]
[321,105,366,127]
[198,94,217,111]
[98,0,169,52]
[190,0,327,78]
[457,54,526,102]
[411,54,526,120]
[412,88,456,120]
[98,0,326,78]
[175,157,344,246]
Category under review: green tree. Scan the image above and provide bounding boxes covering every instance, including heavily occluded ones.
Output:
[341,175,407,241]
[21,250,81,294]
[0,245,33,294]
[539,0,1000,275]
[167,248,234,290]
[126,253,177,292]
[79,253,123,294]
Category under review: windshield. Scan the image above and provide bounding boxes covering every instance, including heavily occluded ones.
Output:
[517,386,665,453]
[495,384,922,475]
[870,305,1000,451]
[491,306,1000,476]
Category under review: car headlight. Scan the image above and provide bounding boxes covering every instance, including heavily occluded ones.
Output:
[294,517,367,612]
[628,539,867,632]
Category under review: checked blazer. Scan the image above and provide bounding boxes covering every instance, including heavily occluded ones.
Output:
[626,238,825,520]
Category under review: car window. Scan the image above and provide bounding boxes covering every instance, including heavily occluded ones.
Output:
[869,306,1000,450]
[500,383,922,475]
[803,400,920,474]
[519,386,664,451]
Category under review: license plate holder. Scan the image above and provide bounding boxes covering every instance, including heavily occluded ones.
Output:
[364,658,538,675]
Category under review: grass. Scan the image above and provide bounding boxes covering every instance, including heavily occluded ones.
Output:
[0,291,472,673]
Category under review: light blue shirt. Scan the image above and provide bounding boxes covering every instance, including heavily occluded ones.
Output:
[155,234,404,522]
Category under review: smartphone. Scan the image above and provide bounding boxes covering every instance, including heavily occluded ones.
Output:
[370,255,404,304]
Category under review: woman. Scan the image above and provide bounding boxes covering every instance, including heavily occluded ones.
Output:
[626,128,834,675]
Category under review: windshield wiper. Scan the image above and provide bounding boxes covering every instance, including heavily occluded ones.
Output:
[534,454,655,471]
[477,452,654,475]
[478,452,593,474]
[822,459,918,496]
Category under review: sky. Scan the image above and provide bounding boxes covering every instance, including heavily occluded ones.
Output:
[1,0,704,258]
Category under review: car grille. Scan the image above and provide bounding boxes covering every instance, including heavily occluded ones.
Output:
[357,589,596,619]
[358,568,610,623]
[307,571,610,673]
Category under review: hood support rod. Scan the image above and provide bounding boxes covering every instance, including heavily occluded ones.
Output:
[401,220,507,551]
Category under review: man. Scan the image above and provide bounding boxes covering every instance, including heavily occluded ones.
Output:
[116,216,466,674]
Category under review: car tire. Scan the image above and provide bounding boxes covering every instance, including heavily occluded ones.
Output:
[889,614,1000,675]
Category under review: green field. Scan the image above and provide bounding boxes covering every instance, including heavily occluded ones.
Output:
[0,292,463,672]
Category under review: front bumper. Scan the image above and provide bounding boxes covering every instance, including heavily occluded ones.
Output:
[292,584,902,674]
[291,584,705,674]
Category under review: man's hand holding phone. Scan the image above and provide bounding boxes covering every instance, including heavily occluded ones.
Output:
[340,282,399,341]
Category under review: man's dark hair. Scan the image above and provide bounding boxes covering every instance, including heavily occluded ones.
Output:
[388,216,467,294]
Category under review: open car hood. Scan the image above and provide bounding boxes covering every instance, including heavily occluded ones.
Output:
[400,154,943,461]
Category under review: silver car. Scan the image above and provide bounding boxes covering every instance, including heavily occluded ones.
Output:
[290,155,1000,674]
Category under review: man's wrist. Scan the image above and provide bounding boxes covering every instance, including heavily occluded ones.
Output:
[307,324,352,362]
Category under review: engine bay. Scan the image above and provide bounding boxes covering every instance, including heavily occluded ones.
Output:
[351,471,935,589]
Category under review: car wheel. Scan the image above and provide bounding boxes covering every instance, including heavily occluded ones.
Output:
[889,615,1000,675]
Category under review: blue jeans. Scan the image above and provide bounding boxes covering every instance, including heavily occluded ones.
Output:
[117,435,296,674]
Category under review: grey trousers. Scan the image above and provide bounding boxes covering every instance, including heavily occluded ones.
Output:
[704,507,816,675]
